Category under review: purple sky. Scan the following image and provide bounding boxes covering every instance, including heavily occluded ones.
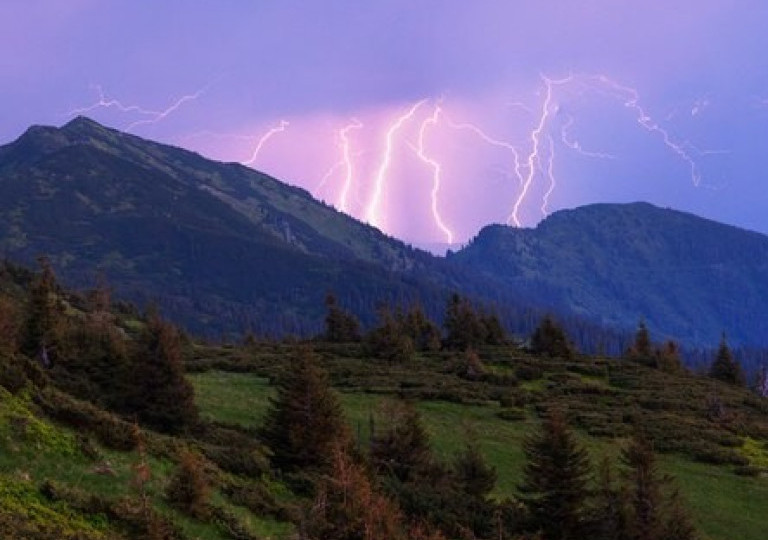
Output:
[2,1,768,248]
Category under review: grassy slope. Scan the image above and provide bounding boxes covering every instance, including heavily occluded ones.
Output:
[0,386,290,540]
[190,354,768,540]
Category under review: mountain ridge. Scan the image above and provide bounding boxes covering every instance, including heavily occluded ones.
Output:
[455,201,768,346]
[2,117,767,348]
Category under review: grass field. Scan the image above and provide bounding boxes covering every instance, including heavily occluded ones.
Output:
[190,370,768,540]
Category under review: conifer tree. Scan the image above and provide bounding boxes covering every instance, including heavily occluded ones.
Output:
[21,257,62,364]
[453,441,497,500]
[166,450,211,519]
[621,434,664,540]
[260,348,349,474]
[530,315,574,359]
[306,443,407,540]
[518,410,591,540]
[443,293,486,350]
[366,306,416,363]
[656,340,683,373]
[661,488,697,540]
[324,293,361,342]
[709,334,745,386]
[591,457,631,540]
[627,321,656,367]
[402,304,441,352]
[370,401,434,483]
[126,312,198,433]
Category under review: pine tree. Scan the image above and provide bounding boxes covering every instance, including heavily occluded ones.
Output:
[402,304,441,352]
[126,313,198,433]
[21,257,62,364]
[530,315,574,359]
[306,443,407,540]
[518,410,591,540]
[453,441,497,500]
[366,307,416,363]
[621,434,664,540]
[660,488,697,540]
[656,340,683,373]
[370,401,434,483]
[324,293,361,343]
[709,334,745,386]
[443,294,486,350]
[591,457,631,540]
[627,321,655,367]
[260,348,349,474]
[166,450,211,519]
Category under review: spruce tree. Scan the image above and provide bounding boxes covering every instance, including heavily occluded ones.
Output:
[443,294,486,350]
[627,321,656,367]
[126,313,198,433]
[621,434,664,540]
[518,410,591,540]
[370,401,434,483]
[260,348,348,474]
[591,457,631,540]
[306,443,407,540]
[21,257,62,364]
[453,441,497,499]
[709,334,745,386]
[530,315,573,359]
[324,293,361,342]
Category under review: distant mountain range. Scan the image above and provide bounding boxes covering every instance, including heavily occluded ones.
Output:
[1,117,767,347]
[455,202,768,346]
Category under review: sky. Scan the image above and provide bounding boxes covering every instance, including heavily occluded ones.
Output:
[2,1,768,248]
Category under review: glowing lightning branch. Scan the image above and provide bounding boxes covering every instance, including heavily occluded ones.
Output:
[509,74,570,227]
[414,105,454,244]
[365,100,427,228]
[125,87,208,132]
[68,85,159,117]
[242,120,290,166]
[446,117,525,187]
[314,160,344,198]
[541,135,557,217]
[69,82,213,133]
[336,119,364,213]
[589,75,702,186]
[560,115,616,159]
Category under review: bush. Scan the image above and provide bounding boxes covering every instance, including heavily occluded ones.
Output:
[166,450,212,519]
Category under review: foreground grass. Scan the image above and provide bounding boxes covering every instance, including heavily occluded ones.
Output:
[191,369,768,540]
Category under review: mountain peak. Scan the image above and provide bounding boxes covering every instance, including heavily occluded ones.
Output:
[62,115,106,131]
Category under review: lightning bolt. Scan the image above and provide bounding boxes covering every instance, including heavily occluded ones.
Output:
[541,135,557,217]
[336,118,363,213]
[446,116,525,188]
[69,82,213,133]
[414,105,454,244]
[509,74,570,227]
[365,100,427,228]
[588,74,702,186]
[560,115,617,159]
[314,160,344,198]
[125,87,208,132]
[242,120,290,166]
[68,84,158,117]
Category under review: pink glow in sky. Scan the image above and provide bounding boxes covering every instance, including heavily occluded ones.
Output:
[2,2,768,249]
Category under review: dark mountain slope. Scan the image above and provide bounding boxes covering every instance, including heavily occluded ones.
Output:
[454,202,768,346]
[0,117,476,334]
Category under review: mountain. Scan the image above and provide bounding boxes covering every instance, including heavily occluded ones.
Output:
[0,117,535,336]
[453,202,768,346]
[3,118,767,349]
[0,117,449,334]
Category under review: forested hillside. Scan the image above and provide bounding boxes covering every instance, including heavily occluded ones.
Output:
[2,260,768,539]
